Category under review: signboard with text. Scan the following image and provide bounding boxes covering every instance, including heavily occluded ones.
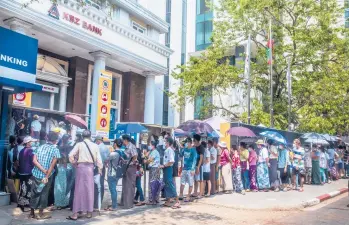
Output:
[0,27,38,84]
[96,70,112,137]
[13,92,32,107]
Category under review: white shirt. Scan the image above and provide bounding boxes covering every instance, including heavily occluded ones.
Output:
[203,148,211,172]
[46,118,57,133]
[210,147,217,164]
[258,147,269,163]
[31,120,42,132]
[163,147,175,165]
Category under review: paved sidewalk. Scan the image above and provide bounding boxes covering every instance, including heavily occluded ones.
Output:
[0,178,347,224]
[199,179,348,210]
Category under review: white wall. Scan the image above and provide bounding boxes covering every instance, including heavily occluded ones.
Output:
[184,0,196,121]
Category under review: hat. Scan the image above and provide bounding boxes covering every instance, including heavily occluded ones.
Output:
[95,136,103,141]
[33,115,39,120]
[218,142,227,148]
[256,139,265,145]
[23,136,37,144]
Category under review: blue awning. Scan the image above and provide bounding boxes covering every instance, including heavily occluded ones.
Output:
[0,77,42,93]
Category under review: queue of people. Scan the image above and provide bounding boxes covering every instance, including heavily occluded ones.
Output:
[6,129,349,220]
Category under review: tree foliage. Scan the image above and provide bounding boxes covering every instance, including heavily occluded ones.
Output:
[172,0,349,134]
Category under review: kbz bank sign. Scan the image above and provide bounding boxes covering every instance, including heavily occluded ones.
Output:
[0,26,38,84]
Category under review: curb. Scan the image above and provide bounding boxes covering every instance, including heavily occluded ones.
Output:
[302,187,348,208]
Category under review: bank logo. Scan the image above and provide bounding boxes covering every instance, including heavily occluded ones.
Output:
[48,4,60,20]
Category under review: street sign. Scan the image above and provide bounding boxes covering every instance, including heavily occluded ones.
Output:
[96,70,112,137]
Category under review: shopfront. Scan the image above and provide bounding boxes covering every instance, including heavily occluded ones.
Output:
[0,26,43,190]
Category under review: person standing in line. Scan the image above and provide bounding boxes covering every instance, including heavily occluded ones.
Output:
[67,130,103,220]
[17,137,35,212]
[160,137,180,209]
[192,134,204,198]
[201,141,211,197]
[208,140,217,195]
[29,132,61,220]
[179,138,197,202]
[54,135,72,210]
[68,133,83,210]
[303,145,312,185]
[94,136,110,210]
[105,139,123,211]
[277,144,289,191]
[231,145,245,195]
[256,140,270,192]
[248,144,258,192]
[213,138,221,194]
[134,150,145,206]
[343,146,349,178]
[267,140,280,192]
[292,139,305,192]
[219,142,233,194]
[319,147,328,184]
[145,141,161,205]
[30,115,41,139]
[120,135,138,209]
[239,142,250,192]
[336,145,345,178]
[312,145,322,185]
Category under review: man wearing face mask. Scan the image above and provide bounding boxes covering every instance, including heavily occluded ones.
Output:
[178,137,197,202]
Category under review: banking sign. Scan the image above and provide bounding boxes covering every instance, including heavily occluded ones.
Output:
[0,26,38,84]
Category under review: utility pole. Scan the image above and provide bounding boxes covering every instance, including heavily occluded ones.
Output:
[286,56,292,131]
[245,34,251,124]
[269,18,274,128]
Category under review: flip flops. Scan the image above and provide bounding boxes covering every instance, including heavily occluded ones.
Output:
[171,202,181,209]
[66,216,78,221]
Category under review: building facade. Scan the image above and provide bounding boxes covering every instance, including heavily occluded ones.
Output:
[0,0,172,136]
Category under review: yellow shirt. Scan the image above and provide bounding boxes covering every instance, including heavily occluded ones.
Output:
[240,148,249,162]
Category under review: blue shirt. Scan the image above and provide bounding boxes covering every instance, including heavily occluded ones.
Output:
[181,147,197,171]
[32,143,61,179]
[31,120,42,132]
[278,148,289,169]
[98,143,110,163]
[327,149,335,160]
[148,149,160,168]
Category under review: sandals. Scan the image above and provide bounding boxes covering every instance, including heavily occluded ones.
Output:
[36,214,52,220]
[66,216,78,221]
[135,202,146,206]
[171,202,181,209]
[298,188,304,192]
[204,194,211,198]
[161,203,172,207]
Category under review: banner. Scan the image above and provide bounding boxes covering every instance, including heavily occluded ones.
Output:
[220,122,231,148]
[96,70,112,137]
[13,92,32,107]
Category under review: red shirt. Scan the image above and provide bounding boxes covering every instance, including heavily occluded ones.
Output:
[231,152,241,169]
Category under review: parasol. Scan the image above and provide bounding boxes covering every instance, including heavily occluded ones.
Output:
[64,114,87,129]
[260,131,287,145]
[226,127,256,137]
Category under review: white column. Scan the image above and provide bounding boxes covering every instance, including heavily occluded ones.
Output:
[90,51,110,134]
[59,84,68,112]
[49,93,55,111]
[3,17,33,35]
[144,72,155,124]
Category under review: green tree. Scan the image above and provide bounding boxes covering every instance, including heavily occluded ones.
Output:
[173,0,349,134]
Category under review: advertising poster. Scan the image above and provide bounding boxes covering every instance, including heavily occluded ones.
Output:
[13,92,32,107]
[96,70,112,137]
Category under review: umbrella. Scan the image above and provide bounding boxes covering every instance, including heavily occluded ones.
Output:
[177,120,214,135]
[240,137,258,144]
[64,114,87,129]
[114,123,148,134]
[207,129,223,138]
[321,134,337,142]
[301,132,325,140]
[174,129,190,138]
[203,116,229,131]
[260,131,287,145]
[305,138,329,145]
[226,127,256,137]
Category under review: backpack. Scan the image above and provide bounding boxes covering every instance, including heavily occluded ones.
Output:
[112,150,131,178]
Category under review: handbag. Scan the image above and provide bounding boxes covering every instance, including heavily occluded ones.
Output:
[83,141,99,176]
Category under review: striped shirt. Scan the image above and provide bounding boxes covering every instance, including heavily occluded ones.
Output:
[343,149,349,163]
[292,147,305,169]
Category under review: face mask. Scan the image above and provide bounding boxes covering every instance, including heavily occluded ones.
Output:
[148,146,152,151]
[184,143,188,148]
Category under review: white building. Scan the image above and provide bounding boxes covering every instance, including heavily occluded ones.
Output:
[0,0,173,136]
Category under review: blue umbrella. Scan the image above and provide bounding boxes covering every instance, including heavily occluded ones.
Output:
[114,123,148,135]
[260,131,287,145]
[301,132,325,140]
